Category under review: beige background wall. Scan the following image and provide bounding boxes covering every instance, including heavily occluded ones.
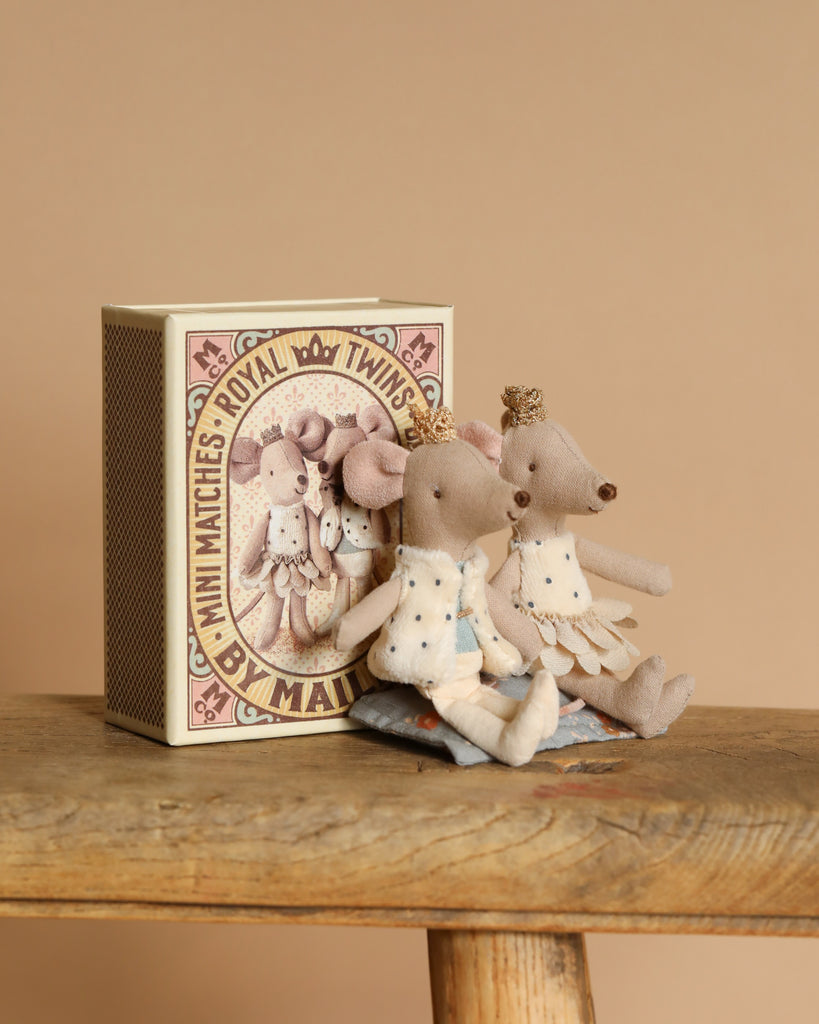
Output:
[1,1,816,1020]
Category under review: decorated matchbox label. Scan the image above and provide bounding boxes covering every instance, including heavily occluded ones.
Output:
[185,324,445,732]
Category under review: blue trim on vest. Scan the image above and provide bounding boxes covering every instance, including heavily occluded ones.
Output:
[455,560,479,653]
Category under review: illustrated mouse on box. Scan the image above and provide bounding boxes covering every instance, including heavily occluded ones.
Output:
[229,409,333,650]
[487,386,694,737]
[333,404,559,767]
[311,406,397,637]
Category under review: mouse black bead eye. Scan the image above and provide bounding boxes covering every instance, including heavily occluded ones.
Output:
[433,487,442,499]
[528,462,536,472]
[269,470,274,476]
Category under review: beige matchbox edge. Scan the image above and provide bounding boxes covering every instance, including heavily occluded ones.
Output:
[102,305,170,744]
[164,315,186,745]
[116,297,452,316]
[103,300,454,746]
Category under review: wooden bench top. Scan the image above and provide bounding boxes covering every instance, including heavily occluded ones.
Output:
[1,696,817,936]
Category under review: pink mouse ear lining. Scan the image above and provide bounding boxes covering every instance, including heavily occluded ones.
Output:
[342,439,408,509]
[358,403,398,442]
[228,436,262,484]
[286,409,333,457]
[457,420,503,467]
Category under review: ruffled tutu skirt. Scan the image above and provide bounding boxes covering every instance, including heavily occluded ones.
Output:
[530,597,639,676]
[240,552,325,599]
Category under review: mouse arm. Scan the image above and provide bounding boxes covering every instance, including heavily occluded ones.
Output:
[487,550,543,667]
[489,547,521,599]
[575,536,672,596]
[238,515,269,575]
[333,575,402,651]
[305,505,332,577]
[369,506,390,545]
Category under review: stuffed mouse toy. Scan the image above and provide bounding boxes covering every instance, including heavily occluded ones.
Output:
[310,405,397,637]
[487,386,694,737]
[229,409,333,650]
[333,404,560,767]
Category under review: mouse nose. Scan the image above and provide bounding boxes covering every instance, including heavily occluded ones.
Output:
[297,474,308,487]
[598,482,617,502]
[514,490,530,508]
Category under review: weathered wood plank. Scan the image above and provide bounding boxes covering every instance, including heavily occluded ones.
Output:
[1,697,817,925]
[428,930,595,1024]
[0,901,816,936]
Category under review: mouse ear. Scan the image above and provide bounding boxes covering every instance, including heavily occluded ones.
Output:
[287,409,333,461]
[358,403,398,442]
[342,439,408,508]
[229,437,262,484]
[457,420,503,469]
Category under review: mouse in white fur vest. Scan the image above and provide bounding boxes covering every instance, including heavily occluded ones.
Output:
[310,406,396,637]
[333,404,560,767]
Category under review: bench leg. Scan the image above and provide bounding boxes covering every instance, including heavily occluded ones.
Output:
[427,929,595,1023]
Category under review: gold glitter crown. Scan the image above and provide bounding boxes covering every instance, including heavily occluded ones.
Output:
[260,423,284,446]
[501,386,549,426]
[335,412,357,428]
[410,403,457,445]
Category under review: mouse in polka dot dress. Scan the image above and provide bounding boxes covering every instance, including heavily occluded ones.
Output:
[486,387,695,738]
[229,410,333,650]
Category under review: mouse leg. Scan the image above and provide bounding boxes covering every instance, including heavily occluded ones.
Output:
[641,672,695,737]
[558,655,667,736]
[254,593,285,651]
[289,592,316,646]
[353,573,373,601]
[315,577,351,637]
[433,671,559,767]
[472,676,560,739]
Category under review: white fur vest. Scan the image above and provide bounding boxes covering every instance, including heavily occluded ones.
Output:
[367,545,523,689]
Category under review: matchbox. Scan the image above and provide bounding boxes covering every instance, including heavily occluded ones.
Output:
[102,298,453,744]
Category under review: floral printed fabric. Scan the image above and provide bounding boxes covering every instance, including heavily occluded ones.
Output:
[351,675,642,766]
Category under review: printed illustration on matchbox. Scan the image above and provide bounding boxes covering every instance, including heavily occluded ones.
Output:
[185,325,444,731]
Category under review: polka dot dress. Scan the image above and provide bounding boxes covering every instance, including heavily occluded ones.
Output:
[239,503,320,599]
[513,535,639,676]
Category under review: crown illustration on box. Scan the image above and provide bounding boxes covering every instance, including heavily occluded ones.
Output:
[260,423,284,446]
[335,412,357,428]
[291,333,341,368]
[410,403,457,445]
[501,386,549,427]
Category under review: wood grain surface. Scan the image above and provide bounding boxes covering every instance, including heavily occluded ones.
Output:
[3,900,817,936]
[1,697,817,932]
[428,930,595,1023]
